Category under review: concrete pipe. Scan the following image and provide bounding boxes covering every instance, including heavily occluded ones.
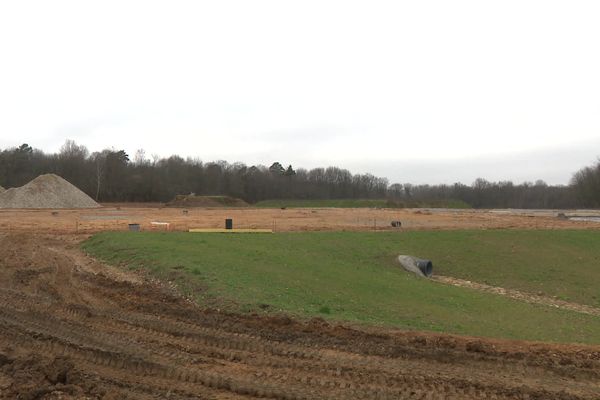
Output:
[397,255,433,278]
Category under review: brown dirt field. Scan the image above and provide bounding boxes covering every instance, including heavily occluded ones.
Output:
[0,232,599,399]
[0,205,599,234]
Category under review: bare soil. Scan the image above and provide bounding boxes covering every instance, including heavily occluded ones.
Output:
[0,205,599,234]
[0,232,599,399]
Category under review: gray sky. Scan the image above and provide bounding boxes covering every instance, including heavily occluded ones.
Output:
[1,1,599,185]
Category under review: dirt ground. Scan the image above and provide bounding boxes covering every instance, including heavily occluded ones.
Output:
[0,205,599,233]
[1,207,600,398]
[0,232,599,399]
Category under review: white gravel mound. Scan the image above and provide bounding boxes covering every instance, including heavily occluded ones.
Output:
[0,174,100,209]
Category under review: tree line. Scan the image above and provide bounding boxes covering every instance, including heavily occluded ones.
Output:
[0,140,598,208]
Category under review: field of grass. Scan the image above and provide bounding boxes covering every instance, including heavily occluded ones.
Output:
[253,198,471,209]
[167,195,249,207]
[82,230,600,344]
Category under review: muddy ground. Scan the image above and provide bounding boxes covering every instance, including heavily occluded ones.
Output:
[0,232,599,399]
[0,205,599,233]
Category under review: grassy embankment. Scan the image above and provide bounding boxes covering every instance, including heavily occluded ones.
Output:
[253,199,471,209]
[83,230,600,344]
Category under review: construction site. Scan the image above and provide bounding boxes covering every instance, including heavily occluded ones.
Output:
[0,174,599,399]
[6,0,600,396]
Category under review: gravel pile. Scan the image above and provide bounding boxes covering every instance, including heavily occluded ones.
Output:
[0,185,4,193]
[0,174,100,208]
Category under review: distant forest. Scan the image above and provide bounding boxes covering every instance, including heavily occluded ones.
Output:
[1,140,599,209]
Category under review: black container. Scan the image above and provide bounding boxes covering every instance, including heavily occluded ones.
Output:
[415,259,433,277]
[225,218,233,230]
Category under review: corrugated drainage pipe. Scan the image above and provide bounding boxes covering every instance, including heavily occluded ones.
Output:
[397,255,433,278]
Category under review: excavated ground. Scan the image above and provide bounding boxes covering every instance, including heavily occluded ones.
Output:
[1,206,599,234]
[0,233,599,399]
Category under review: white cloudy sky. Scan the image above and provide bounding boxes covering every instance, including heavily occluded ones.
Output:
[1,0,599,185]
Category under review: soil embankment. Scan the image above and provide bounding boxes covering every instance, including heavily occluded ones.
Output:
[0,233,598,399]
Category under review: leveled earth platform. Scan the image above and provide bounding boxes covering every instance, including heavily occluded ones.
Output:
[0,204,599,234]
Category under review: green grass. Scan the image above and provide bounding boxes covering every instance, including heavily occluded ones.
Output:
[417,230,600,306]
[253,198,471,209]
[82,230,600,344]
[253,199,389,208]
[167,195,249,207]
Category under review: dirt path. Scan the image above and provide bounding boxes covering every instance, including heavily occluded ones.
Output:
[433,275,600,317]
[0,233,599,399]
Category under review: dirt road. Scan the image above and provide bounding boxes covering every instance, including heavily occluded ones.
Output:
[0,233,599,399]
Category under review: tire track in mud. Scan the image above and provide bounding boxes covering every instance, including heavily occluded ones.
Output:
[0,233,599,399]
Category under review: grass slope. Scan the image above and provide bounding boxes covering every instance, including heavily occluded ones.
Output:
[167,195,248,208]
[404,230,600,307]
[253,199,471,209]
[83,230,600,344]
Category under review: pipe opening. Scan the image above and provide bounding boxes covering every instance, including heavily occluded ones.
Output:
[416,260,433,277]
[424,261,433,277]
[398,255,433,278]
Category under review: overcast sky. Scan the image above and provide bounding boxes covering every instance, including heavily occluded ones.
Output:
[1,1,599,185]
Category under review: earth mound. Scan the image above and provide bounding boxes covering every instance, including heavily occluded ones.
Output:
[166,194,248,208]
[0,174,100,209]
